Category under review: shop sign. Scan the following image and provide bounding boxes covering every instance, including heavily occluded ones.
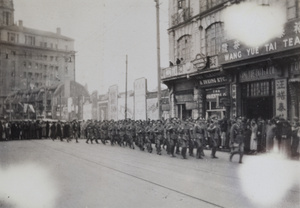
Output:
[199,76,228,86]
[219,18,300,65]
[206,88,227,100]
[191,53,207,70]
[186,102,197,110]
[275,79,287,119]
[231,84,237,117]
[290,61,300,74]
[161,62,197,80]
[239,66,276,82]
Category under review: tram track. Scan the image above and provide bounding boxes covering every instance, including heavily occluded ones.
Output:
[33,140,227,208]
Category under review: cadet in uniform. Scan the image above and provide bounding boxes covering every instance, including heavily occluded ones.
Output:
[207,118,220,158]
[229,117,245,163]
[154,120,164,155]
[193,118,207,159]
[145,120,153,153]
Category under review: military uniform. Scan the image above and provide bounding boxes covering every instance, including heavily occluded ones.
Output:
[193,120,207,159]
[154,120,164,155]
[207,120,221,158]
[229,118,245,163]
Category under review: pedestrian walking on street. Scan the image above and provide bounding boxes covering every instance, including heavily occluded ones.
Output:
[250,119,258,154]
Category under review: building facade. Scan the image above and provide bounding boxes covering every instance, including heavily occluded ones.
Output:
[4,80,89,121]
[89,78,170,121]
[162,0,300,120]
[0,0,76,118]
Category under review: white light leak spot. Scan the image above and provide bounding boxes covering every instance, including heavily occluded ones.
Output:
[222,1,286,47]
[239,152,300,207]
[0,163,58,208]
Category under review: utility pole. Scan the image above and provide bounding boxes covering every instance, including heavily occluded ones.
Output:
[60,93,62,119]
[155,0,162,119]
[125,55,128,120]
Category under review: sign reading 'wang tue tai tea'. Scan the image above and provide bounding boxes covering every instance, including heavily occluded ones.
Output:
[219,18,300,65]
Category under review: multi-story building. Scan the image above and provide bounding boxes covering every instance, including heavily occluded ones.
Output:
[162,0,300,121]
[0,0,76,117]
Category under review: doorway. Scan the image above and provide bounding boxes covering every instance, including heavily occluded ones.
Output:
[242,97,273,120]
[177,104,192,120]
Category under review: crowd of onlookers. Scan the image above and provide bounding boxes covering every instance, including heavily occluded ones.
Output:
[0,115,299,160]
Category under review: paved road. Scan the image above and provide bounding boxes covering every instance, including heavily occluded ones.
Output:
[0,139,299,208]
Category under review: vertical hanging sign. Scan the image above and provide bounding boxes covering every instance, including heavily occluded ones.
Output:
[275,79,287,119]
[231,84,237,117]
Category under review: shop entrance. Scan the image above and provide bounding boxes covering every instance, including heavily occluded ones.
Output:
[241,80,274,120]
[177,104,192,120]
[242,97,273,120]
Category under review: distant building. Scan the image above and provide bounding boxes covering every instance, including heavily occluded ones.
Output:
[4,80,89,120]
[0,0,76,118]
[91,78,170,121]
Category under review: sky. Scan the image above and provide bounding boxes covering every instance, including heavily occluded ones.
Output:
[13,0,169,94]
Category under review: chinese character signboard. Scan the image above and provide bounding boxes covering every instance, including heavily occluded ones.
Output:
[219,19,300,65]
[275,79,287,119]
[231,84,237,117]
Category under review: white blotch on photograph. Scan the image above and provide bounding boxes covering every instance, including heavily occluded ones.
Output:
[0,163,58,208]
[239,153,299,207]
[222,1,286,47]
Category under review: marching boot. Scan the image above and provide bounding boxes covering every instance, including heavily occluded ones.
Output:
[181,147,187,159]
[211,147,218,159]
[239,152,244,164]
[197,148,203,159]
[170,145,175,157]
[229,152,234,162]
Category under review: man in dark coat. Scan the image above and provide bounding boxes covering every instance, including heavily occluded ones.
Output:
[56,121,63,141]
[229,117,245,163]
[46,121,50,139]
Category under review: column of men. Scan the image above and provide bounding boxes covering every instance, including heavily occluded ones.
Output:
[81,117,225,160]
[1,116,299,162]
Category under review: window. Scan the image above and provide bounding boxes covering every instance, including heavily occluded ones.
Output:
[206,22,225,56]
[177,35,191,62]
[8,32,18,43]
[178,0,185,9]
[243,80,274,98]
[3,12,11,25]
[25,36,35,46]
[287,0,298,20]
[200,0,225,13]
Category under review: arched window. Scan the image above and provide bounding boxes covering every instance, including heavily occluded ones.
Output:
[206,22,224,56]
[177,35,191,62]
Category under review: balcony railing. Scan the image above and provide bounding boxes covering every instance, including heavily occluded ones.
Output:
[161,62,197,80]
[171,7,193,26]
